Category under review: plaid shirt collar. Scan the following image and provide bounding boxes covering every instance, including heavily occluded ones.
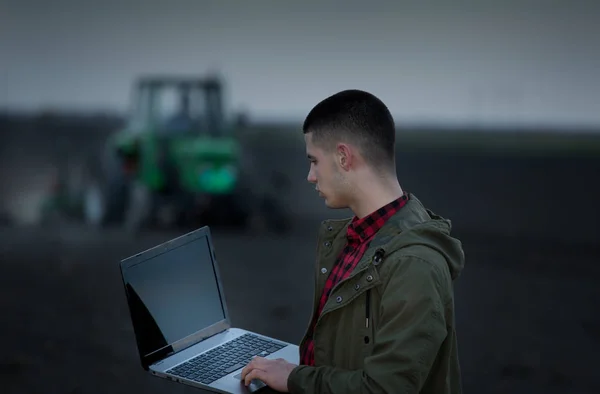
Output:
[347,192,409,244]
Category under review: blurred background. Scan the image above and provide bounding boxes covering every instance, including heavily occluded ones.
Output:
[1,0,599,393]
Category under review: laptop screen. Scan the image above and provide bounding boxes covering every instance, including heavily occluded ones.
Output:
[121,233,226,361]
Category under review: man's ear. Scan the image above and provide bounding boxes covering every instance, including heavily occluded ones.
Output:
[336,143,353,171]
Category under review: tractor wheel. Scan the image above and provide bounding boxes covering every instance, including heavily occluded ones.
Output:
[124,181,153,233]
[82,180,106,227]
[79,152,130,228]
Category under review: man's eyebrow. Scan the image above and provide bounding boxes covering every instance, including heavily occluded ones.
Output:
[307,154,316,160]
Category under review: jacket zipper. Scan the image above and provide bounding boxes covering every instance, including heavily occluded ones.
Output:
[365,289,371,328]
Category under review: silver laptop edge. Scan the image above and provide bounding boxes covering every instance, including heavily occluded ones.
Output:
[119,226,299,394]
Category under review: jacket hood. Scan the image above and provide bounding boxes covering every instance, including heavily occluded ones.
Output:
[372,194,465,280]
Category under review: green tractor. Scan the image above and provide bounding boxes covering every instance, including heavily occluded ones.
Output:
[77,75,290,232]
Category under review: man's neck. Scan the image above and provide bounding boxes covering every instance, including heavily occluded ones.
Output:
[349,173,404,219]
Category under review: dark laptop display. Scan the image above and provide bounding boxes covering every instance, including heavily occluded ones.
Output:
[121,233,226,369]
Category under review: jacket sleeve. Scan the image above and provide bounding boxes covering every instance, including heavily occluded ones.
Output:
[287,255,450,394]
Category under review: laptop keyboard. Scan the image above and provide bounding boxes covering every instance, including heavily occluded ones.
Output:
[165,333,286,385]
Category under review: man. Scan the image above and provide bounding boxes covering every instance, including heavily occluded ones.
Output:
[241,90,465,393]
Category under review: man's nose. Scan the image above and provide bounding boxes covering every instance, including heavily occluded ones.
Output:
[307,170,316,184]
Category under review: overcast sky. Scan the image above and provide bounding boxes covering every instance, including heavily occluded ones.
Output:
[2,0,599,127]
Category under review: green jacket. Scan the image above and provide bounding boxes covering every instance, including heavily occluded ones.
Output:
[287,194,465,394]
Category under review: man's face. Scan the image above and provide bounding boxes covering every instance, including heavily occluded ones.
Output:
[304,132,351,209]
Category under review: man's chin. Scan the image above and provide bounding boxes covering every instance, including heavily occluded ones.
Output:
[318,192,345,209]
[323,198,346,209]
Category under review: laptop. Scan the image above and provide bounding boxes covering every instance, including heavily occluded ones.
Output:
[119,225,299,393]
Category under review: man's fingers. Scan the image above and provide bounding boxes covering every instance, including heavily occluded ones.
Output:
[240,356,267,379]
[244,368,268,386]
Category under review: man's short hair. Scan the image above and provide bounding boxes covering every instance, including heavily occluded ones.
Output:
[303,89,396,172]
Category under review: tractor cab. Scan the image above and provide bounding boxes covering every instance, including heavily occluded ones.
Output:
[127,76,226,137]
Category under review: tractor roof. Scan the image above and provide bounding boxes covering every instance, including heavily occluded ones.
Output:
[135,75,222,89]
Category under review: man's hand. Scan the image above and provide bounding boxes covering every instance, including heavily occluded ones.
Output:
[240,357,297,392]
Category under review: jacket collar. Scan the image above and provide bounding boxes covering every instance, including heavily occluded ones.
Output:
[318,194,435,271]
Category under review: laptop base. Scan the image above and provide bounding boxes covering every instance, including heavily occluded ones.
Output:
[150,327,299,394]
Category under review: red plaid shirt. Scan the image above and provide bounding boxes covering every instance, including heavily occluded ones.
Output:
[300,193,409,366]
